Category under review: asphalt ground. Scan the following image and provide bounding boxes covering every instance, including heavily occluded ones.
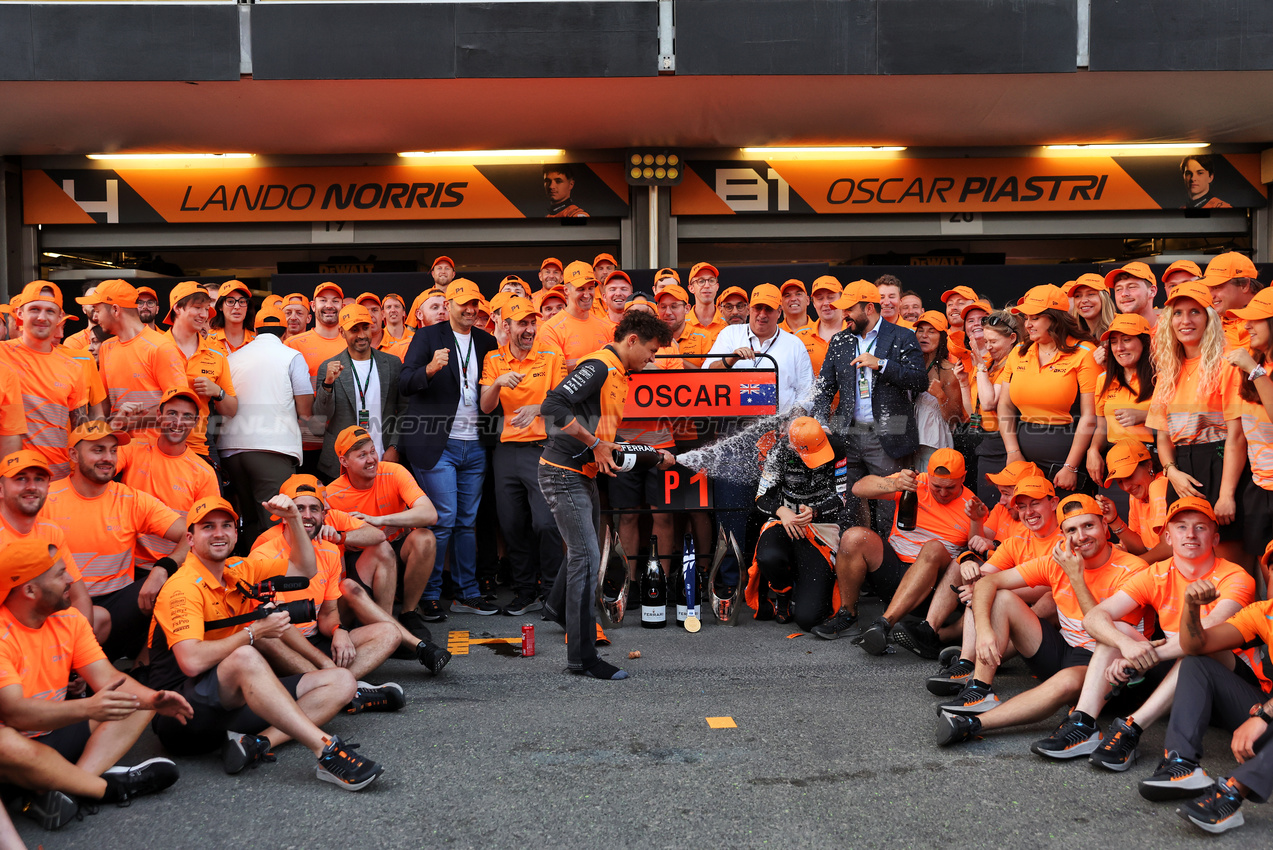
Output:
[11,594,1261,850]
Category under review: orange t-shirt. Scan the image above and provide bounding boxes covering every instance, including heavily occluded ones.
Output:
[985,527,1063,571]
[59,345,108,408]
[970,357,1005,432]
[252,507,366,555]
[0,605,105,736]
[1015,547,1148,649]
[984,503,1026,542]
[1117,556,1254,636]
[1222,315,1250,352]
[163,331,236,456]
[1096,374,1154,445]
[0,513,80,583]
[795,322,846,378]
[1238,399,1273,488]
[98,328,188,429]
[998,338,1100,425]
[116,440,219,570]
[887,473,977,563]
[285,329,347,378]
[62,328,92,350]
[325,462,425,543]
[537,310,616,369]
[0,368,25,439]
[0,341,89,478]
[250,534,342,637]
[1128,474,1169,542]
[39,479,180,596]
[1146,357,1242,445]
[480,345,568,442]
[207,328,256,354]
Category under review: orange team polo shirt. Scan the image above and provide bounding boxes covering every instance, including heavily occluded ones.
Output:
[39,479,180,597]
[325,461,424,543]
[985,527,1063,571]
[0,605,105,736]
[0,340,90,479]
[984,504,1027,542]
[1146,357,1243,446]
[252,507,366,556]
[1127,474,1169,542]
[480,345,568,442]
[0,513,80,583]
[116,440,219,570]
[1226,599,1273,693]
[676,325,714,370]
[997,338,1100,425]
[970,357,1005,433]
[1222,314,1250,352]
[538,310,616,369]
[250,534,342,637]
[795,322,847,378]
[285,329,348,378]
[1014,548,1149,649]
[62,328,92,351]
[1238,398,1273,489]
[1096,374,1154,445]
[207,327,256,355]
[1117,556,1254,636]
[59,346,108,409]
[380,329,414,362]
[887,473,977,563]
[685,308,727,339]
[98,328,188,426]
[163,331,236,456]
[147,550,289,690]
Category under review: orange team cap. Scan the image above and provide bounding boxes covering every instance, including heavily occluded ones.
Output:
[985,459,1041,486]
[506,300,541,323]
[1100,313,1152,341]
[562,260,597,288]
[1229,287,1273,322]
[716,286,748,304]
[941,285,979,304]
[605,270,634,289]
[431,256,455,270]
[1163,259,1203,281]
[1102,439,1152,487]
[164,280,207,324]
[254,304,286,329]
[689,262,720,282]
[916,310,950,333]
[0,539,59,597]
[0,305,11,317]
[445,279,482,305]
[335,425,374,457]
[833,280,882,310]
[656,283,690,304]
[405,291,434,328]
[592,252,618,268]
[159,387,200,410]
[19,280,63,309]
[476,299,492,317]
[1262,537,1273,569]
[788,417,834,468]
[338,304,373,331]
[1011,476,1055,503]
[1163,496,1217,526]
[749,284,782,310]
[1011,284,1069,315]
[499,275,530,291]
[927,448,966,480]
[1062,273,1108,296]
[960,299,993,320]
[488,291,520,314]
[1164,280,1212,308]
[218,280,251,300]
[283,293,311,309]
[0,450,51,478]
[355,291,382,308]
[534,287,567,309]
[655,268,681,284]
[68,420,130,447]
[382,293,406,307]
[280,473,328,506]
[187,495,238,527]
[1104,261,1157,289]
[1201,251,1259,287]
[540,257,563,271]
[313,281,343,300]
[811,275,843,296]
[1056,493,1103,525]
[75,279,138,308]
[780,279,807,294]
[135,286,159,301]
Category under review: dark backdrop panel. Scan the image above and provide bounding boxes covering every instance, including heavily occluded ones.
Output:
[877,0,1077,74]
[1091,0,1273,71]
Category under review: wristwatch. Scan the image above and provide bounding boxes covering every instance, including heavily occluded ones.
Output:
[1249,703,1273,723]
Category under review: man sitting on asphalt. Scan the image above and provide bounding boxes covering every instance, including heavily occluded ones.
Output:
[0,541,192,830]
[147,494,385,790]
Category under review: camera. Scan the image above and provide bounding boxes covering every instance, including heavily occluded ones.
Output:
[237,575,317,625]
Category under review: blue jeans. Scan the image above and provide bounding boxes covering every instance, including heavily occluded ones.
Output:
[415,438,486,601]
[537,463,600,670]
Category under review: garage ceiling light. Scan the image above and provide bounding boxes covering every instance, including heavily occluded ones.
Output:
[742,146,906,156]
[1044,143,1210,151]
[397,149,564,160]
[85,153,254,160]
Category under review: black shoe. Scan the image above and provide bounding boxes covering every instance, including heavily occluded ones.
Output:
[19,790,84,830]
[936,711,982,747]
[937,679,1001,715]
[102,757,179,802]
[926,658,975,696]
[753,596,777,621]
[1139,750,1213,801]
[1030,711,1101,759]
[504,594,543,616]
[811,608,858,640]
[316,736,383,792]
[774,591,793,624]
[416,641,452,675]
[938,645,962,669]
[222,732,276,775]
[478,575,498,600]
[346,681,405,714]
[417,600,447,622]
[1176,778,1246,834]
[855,617,892,655]
[451,597,500,615]
[1089,716,1141,772]
[398,610,434,643]
[890,619,943,660]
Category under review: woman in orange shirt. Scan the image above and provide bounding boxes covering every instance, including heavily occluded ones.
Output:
[967,309,1019,506]
[1148,281,1247,560]
[1225,288,1273,561]
[209,280,256,353]
[1065,274,1116,345]
[1088,313,1156,482]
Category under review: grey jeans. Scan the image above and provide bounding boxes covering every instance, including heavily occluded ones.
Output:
[537,463,601,670]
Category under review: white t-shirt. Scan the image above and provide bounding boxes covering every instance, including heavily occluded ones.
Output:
[451,330,480,441]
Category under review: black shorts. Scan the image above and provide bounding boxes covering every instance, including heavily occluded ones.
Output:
[342,534,408,594]
[94,575,150,660]
[1024,621,1094,680]
[1170,441,1248,544]
[151,667,302,756]
[36,719,92,763]
[865,539,908,603]
[1243,483,1273,562]
[607,465,668,509]
[308,632,333,657]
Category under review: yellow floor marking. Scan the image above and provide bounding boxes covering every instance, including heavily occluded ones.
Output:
[706,716,737,729]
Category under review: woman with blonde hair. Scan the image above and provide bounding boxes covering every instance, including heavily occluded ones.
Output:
[1065,273,1117,362]
[1148,280,1248,562]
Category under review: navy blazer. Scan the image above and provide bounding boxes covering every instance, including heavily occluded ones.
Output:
[811,318,927,460]
[399,320,499,470]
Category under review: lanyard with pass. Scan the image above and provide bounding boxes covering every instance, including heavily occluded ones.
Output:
[857,337,878,399]
[456,334,476,406]
[352,359,373,429]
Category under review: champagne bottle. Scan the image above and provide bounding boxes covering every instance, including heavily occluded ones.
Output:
[641,535,667,629]
[896,472,919,531]
[614,442,663,473]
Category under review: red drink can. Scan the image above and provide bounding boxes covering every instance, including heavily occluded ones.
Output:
[521,624,535,657]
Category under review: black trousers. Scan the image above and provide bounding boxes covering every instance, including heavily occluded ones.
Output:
[753,524,835,632]
[223,450,298,552]
[494,442,564,596]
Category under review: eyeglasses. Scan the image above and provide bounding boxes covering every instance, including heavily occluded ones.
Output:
[223,298,249,308]
[982,315,1012,328]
